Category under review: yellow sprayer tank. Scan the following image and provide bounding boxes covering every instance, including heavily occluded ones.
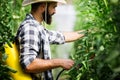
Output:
[5,43,32,80]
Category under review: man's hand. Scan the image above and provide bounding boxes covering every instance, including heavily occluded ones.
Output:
[57,59,74,70]
[63,30,85,42]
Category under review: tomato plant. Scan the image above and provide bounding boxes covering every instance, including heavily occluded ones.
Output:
[0,0,16,79]
[0,0,30,79]
[68,0,120,80]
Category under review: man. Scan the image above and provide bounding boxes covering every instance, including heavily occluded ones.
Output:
[16,0,84,80]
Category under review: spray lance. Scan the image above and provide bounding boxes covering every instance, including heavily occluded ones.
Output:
[56,62,83,80]
[55,59,94,80]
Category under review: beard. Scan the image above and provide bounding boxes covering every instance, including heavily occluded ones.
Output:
[42,10,54,25]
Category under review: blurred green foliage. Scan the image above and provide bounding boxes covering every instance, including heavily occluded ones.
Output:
[68,0,120,80]
[0,0,30,79]
[1,0,120,80]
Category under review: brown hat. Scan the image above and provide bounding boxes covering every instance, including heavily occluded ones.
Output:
[22,0,67,6]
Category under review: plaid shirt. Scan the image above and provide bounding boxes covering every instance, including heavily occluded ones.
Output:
[16,14,65,80]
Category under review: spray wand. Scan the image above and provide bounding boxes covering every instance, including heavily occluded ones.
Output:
[56,63,83,80]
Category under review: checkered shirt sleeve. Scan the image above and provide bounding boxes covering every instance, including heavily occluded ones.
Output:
[47,30,65,44]
[18,21,41,69]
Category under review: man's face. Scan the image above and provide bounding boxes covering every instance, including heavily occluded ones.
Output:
[42,2,57,25]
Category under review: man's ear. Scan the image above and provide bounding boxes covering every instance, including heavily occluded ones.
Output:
[40,3,46,12]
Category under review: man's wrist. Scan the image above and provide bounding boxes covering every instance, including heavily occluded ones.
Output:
[51,59,62,67]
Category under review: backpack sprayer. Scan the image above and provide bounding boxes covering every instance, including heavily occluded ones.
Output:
[4,30,87,80]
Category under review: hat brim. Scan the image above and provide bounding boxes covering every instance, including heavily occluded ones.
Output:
[22,0,67,6]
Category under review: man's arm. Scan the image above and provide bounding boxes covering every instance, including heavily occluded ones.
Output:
[25,58,74,73]
[18,24,74,73]
[63,30,85,42]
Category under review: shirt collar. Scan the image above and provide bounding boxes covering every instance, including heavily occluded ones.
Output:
[26,13,35,20]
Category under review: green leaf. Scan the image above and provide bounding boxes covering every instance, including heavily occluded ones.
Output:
[2,53,8,62]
